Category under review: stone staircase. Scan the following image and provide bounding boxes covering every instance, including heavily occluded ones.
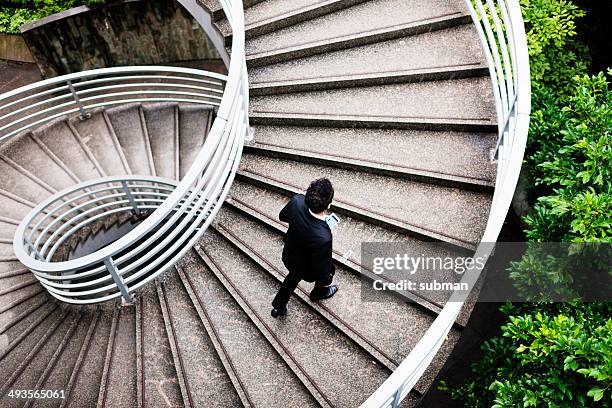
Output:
[0,0,496,406]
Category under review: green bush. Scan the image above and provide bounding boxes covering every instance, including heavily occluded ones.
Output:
[440,303,612,407]
[0,0,108,34]
[525,72,612,243]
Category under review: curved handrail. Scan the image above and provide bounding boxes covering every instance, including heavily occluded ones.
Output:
[361,0,531,406]
[10,0,249,304]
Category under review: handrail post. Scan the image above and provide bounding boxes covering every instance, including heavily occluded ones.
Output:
[391,385,403,408]
[121,180,140,215]
[25,238,45,261]
[104,256,133,304]
[66,79,91,121]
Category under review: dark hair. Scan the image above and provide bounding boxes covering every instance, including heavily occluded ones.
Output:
[305,178,334,213]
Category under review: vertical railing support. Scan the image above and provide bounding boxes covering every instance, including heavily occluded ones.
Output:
[391,385,403,408]
[104,257,133,304]
[25,238,45,261]
[121,181,140,214]
[66,80,91,121]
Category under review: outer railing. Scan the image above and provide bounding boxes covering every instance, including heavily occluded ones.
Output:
[11,0,249,304]
[361,0,531,406]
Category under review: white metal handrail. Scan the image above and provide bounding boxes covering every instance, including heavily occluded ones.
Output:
[10,0,249,304]
[361,0,531,406]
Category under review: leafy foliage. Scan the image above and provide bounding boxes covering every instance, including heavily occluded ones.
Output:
[441,303,612,407]
[0,0,108,34]
[525,72,612,242]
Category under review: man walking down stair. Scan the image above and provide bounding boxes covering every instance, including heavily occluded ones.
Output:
[271,178,339,318]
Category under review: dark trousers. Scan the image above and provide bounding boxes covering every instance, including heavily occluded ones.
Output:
[272,266,334,310]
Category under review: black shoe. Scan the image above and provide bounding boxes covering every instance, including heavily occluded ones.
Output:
[271,307,287,318]
[310,284,338,302]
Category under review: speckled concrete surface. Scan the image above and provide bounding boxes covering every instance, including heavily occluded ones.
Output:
[179,106,212,179]
[0,298,53,355]
[106,105,153,176]
[140,288,184,407]
[0,272,28,290]
[0,133,76,192]
[251,77,495,122]
[160,271,242,407]
[0,308,63,386]
[143,104,179,180]
[250,126,496,181]
[0,261,25,275]
[71,112,128,177]
[4,314,75,407]
[0,158,53,204]
[0,195,31,221]
[249,24,483,84]
[246,0,465,55]
[63,312,113,408]
[30,312,93,408]
[244,0,325,26]
[32,120,102,182]
[0,220,16,239]
[0,285,45,320]
[102,306,137,408]
[199,230,391,407]
[180,253,319,408]
[239,154,491,244]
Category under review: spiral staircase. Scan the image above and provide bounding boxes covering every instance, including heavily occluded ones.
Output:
[0,0,530,406]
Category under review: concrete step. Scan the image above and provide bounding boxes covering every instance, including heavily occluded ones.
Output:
[2,312,76,404]
[0,217,17,240]
[245,0,470,66]
[0,282,45,321]
[246,126,496,190]
[0,287,45,325]
[219,0,370,41]
[0,298,54,356]
[193,233,391,407]
[197,0,226,22]
[61,311,113,408]
[178,106,214,179]
[137,287,184,407]
[176,256,319,407]
[30,312,99,408]
[106,105,156,176]
[0,265,28,280]
[0,193,32,221]
[0,308,64,386]
[71,111,130,177]
[0,155,54,206]
[96,306,137,408]
[237,154,491,247]
[248,24,484,88]
[142,103,179,180]
[157,272,242,408]
[32,120,102,182]
[0,133,78,192]
[0,276,38,298]
[251,64,489,96]
[251,77,495,129]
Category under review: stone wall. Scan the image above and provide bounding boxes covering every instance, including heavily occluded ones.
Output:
[0,34,35,63]
[20,0,222,78]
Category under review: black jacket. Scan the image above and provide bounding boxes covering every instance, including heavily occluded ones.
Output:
[279,194,335,282]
